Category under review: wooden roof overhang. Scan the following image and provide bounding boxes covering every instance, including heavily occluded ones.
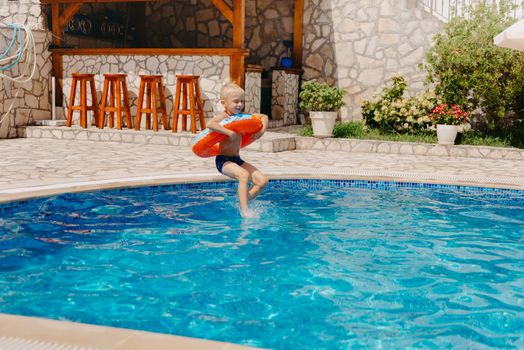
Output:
[43,0,304,106]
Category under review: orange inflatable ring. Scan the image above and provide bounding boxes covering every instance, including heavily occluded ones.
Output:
[192,113,263,158]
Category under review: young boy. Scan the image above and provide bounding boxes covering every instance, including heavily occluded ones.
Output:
[206,82,269,218]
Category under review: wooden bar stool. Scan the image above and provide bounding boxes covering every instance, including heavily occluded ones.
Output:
[172,75,206,134]
[98,74,133,129]
[66,73,100,128]
[135,75,169,131]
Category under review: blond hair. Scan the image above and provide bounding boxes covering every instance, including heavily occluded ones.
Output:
[220,82,244,100]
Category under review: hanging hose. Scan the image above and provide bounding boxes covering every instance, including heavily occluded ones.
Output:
[0,24,18,60]
[0,23,37,82]
[0,25,23,71]
[0,23,38,126]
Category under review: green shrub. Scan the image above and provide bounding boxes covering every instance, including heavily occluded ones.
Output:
[299,80,345,111]
[421,0,524,130]
[458,130,512,147]
[361,75,440,133]
[333,121,366,138]
[296,122,520,148]
[298,124,313,136]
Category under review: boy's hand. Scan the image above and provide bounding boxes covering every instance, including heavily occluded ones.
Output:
[251,130,264,140]
[228,131,241,141]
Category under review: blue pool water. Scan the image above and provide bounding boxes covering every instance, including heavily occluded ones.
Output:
[0,180,523,349]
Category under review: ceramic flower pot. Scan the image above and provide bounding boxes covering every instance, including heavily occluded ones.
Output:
[310,111,337,138]
[436,124,459,145]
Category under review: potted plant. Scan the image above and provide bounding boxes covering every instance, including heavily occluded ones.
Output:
[429,103,469,145]
[299,80,345,137]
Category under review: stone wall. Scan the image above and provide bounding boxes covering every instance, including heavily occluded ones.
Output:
[0,0,52,138]
[303,0,442,120]
[61,54,229,124]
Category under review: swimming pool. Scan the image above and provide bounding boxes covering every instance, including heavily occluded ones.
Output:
[1,180,523,349]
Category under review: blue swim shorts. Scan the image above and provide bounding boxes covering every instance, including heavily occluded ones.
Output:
[215,155,245,174]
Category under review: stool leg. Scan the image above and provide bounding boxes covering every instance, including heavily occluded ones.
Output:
[135,79,145,131]
[66,78,78,127]
[121,79,133,129]
[145,82,152,130]
[89,78,99,127]
[181,82,188,131]
[151,81,159,131]
[99,78,109,128]
[188,82,197,134]
[172,80,181,133]
[80,79,87,128]
[108,81,115,128]
[115,81,123,129]
[157,81,169,130]
[194,80,206,130]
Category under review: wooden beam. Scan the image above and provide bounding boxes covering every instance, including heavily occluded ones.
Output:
[231,0,245,85]
[211,0,233,23]
[42,0,151,3]
[52,52,64,107]
[50,47,249,56]
[232,0,245,48]
[293,0,304,68]
[59,3,82,28]
[51,4,62,46]
[51,4,64,106]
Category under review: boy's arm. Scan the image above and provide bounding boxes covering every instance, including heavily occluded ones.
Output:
[252,113,269,139]
[206,112,236,136]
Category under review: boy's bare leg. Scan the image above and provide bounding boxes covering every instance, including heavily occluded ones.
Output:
[241,162,269,199]
[220,161,250,214]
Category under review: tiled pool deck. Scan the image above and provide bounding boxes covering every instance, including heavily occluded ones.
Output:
[1,126,524,349]
[2,127,524,204]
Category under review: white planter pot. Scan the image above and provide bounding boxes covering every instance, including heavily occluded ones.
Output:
[436,124,459,145]
[310,111,338,138]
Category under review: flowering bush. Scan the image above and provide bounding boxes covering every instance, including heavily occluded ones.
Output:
[299,80,345,111]
[429,104,469,125]
[361,74,441,133]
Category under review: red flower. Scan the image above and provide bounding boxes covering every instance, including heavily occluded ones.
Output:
[429,103,469,125]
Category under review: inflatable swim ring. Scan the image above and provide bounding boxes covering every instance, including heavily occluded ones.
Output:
[192,113,263,158]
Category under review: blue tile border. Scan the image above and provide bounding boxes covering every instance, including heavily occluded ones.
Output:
[1,179,523,214]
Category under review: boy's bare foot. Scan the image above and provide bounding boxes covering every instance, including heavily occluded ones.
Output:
[241,208,259,218]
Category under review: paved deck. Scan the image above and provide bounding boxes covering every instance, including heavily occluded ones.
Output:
[1,137,523,203]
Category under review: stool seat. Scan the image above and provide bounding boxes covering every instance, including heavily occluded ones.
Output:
[66,73,99,128]
[135,75,169,131]
[172,75,206,134]
[102,73,127,78]
[70,73,96,78]
[99,73,133,129]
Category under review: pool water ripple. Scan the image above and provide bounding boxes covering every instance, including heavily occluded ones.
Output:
[1,181,523,349]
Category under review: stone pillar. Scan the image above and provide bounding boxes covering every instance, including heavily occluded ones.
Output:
[271,67,301,125]
[244,64,262,114]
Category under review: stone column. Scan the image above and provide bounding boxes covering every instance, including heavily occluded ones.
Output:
[271,67,301,125]
[244,64,262,114]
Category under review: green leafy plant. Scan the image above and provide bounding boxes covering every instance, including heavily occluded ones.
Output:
[333,121,366,138]
[299,80,345,111]
[429,103,469,125]
[421,0,524,130]
[296,121,518,147]
[361,74,440,133]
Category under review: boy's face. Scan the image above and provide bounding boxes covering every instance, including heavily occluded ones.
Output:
[221,93,244,115]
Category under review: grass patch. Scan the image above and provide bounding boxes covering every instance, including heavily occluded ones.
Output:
[298,121,519,148]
